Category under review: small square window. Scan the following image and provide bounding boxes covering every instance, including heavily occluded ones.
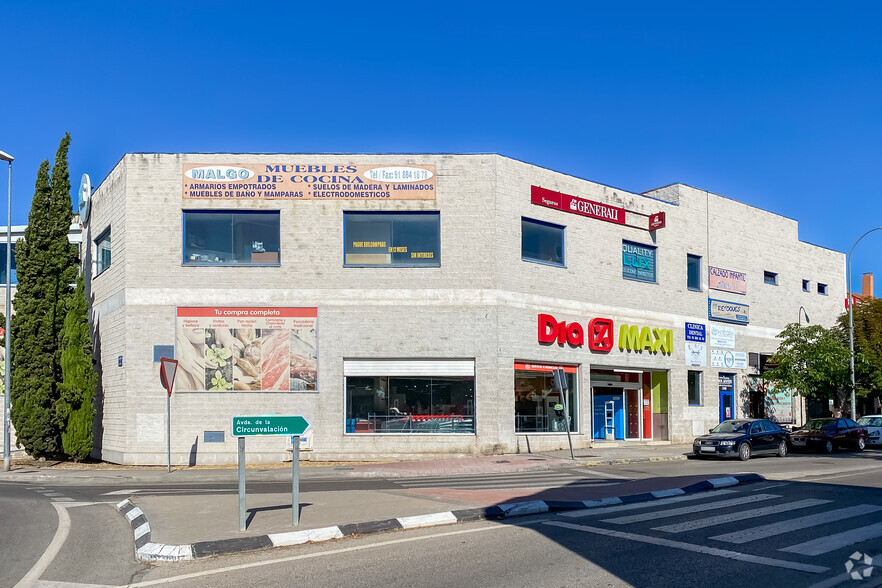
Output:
[522,217,565,267]
[687,254,701,291]
[818,283,828,295]
[802,279,810,292]
[688,371,702,406]
[764,271,778,285]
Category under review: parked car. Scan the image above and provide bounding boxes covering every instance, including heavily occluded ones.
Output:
[790,417,868,453]
[857,415,882,447]
[693,418,790,461]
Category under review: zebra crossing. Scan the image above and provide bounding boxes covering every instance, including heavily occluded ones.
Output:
[543,485,882,576]
[393,468,630,490]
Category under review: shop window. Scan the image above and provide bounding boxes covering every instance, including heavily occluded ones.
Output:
[344,211,440,267]
[764,271,778,285]
[514,363,577,433]
[183,211,280,265]
[688,371,702,406]
[344,360,474,434]
[622,240,657,283]
[522,218,565,267]
[802,279,810,292]
[0,241,17,285]
[687,254,701,291]
[818,283,828,295]
[95,228,111,276]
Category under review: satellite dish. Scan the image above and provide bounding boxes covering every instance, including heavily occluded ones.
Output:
[78,174,91,223]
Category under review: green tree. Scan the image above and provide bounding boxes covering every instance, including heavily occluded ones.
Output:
[836,298,882,396]
[764,322,853,407]
[9,134,79,458]
[56,275,96,461]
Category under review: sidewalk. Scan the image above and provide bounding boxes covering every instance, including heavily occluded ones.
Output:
[3,443,766,561]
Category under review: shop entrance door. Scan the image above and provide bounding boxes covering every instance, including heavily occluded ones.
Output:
[592,389,624,440]
[719,372,735,423]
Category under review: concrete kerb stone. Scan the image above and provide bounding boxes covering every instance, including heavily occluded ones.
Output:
[113,473,764,562]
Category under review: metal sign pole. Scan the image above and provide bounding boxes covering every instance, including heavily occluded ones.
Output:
[238,437,246,531]
[292,436,300,525]
[166,394,171,473]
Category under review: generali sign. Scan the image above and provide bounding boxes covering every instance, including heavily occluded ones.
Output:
[538,314,672,354]
[531,186,625,225]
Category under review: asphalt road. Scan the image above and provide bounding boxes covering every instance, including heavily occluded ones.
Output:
[2,450,881,587]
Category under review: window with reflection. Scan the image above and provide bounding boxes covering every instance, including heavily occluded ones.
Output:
[343,212,440,267]
[522,217,565,266]
[96,229,111,276]
[183,211,280,265]
[0,242,16,285]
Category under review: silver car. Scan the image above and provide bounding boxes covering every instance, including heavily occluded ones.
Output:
[857,415,882,447]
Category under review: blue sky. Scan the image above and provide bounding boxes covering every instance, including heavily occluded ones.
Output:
[2,2,881,294]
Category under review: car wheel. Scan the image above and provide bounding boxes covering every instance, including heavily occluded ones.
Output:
[824,440,834,454]
[738,443,751,461]
[857,437,866,452]
[777,440,788,457]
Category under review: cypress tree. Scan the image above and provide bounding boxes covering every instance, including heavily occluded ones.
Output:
[10,134,79,458]
[57,275,96,461]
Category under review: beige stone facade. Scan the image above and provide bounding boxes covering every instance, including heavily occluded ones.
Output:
[84,154,845,464]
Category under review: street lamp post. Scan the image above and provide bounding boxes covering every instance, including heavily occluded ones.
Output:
[847,227,882,421]
[0,150,12,472]
[798,306,809,425]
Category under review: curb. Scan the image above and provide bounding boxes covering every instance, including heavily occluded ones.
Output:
[115,473,764,562]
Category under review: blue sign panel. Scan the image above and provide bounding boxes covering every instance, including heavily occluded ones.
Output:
[685,322,706,342]
[708,298,750,325]
[622,240,657,283]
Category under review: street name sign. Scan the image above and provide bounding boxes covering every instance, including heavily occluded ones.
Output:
[231,415,311,437]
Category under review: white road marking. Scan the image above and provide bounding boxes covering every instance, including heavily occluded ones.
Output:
[710,504,882,544]
[33,582,117,587]
[652,498,831,533]
[559,489,737,518]
[125,524,514,587]
[544,520,829,574]
[602,493,780,525]
[100,489,232,496]
[780,521,882,556]
[101,490,142,496]
[15,502,71,588]
[752,482,789,491]
[572,468,634,480]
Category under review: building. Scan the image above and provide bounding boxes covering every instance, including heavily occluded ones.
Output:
[82,154,845,465]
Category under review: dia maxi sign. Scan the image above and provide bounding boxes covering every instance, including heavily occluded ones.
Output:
[231,414,312,529]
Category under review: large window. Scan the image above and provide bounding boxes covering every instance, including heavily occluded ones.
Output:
[688,371,702,406]
[522,218,564,267]
[344,360,474,434]
[687,254,701,291]
[184,211,280,265]
[344,212,440,267]
[0,242,17,285]
[514,364,577,433]
[95,228,111,276]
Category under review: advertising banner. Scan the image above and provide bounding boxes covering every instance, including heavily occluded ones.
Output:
[531,185,626,225]
[685,343,707,367]
[685,322,706,342]
[711,350,748,369]
[709,325,735,348]
[708,298,750,325]
[622,240,657,283]
[747,377,793,423]
[175,307,317,392]
[182,164,435,200]
[709,266,747,295]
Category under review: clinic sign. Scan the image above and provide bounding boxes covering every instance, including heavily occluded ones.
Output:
[708,298,750,325]
[182,163,436,200]
[709,266,747,295]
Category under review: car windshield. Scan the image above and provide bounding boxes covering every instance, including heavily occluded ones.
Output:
[858,417,882,427]
[804,420,835,431]
[711,421,751,433]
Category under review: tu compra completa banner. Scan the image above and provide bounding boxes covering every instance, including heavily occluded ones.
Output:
[182,163,436,200]
[175,307,317,392]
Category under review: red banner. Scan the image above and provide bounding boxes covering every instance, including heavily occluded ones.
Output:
[531,185,625,225]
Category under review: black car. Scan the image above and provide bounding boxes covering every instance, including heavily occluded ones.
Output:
[789,417,868,453]
[693,418,790,461]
